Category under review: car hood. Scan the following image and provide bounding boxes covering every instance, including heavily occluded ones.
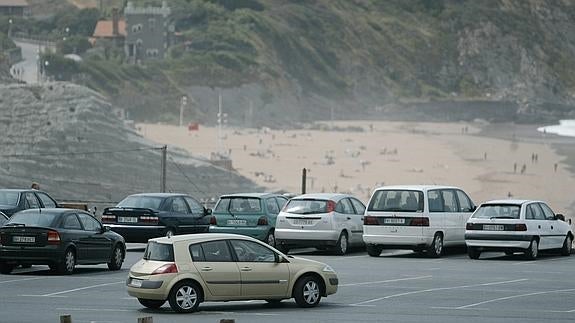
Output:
[286,256,327,268]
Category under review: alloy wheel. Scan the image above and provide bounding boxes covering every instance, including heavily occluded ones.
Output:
[303,280,320,305]
[175,285,198,310]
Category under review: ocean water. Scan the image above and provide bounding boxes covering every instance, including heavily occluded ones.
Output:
[537,120,575,138]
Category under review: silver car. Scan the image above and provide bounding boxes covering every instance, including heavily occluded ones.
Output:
[275,193,366,255]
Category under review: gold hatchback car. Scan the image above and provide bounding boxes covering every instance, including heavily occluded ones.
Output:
[126,233,339,313]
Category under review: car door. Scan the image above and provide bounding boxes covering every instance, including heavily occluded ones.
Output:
[184,196,209,231]
[265,198,280,225]
[525,203,548,249]
[78,212,113,261]
[190,240,241,297]
[335,198,357,240]
[349,197,366,245]
[454,190,474,244]
[229,239,290,297]
[60,213,88,260]
[427,190,446,235]
[539,202,564,249]
[440,190,460,244]
[165,197,193,234]
[23,192,41,210]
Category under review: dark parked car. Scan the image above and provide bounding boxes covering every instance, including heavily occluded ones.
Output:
[0,208,125,275]
[102,193,211,243]
[0,189,59,217]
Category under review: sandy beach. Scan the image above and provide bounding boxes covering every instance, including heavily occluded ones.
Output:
[138,121,575,219]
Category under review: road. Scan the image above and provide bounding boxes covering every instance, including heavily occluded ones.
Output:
[0,246,574,323]
[10,40,52,84]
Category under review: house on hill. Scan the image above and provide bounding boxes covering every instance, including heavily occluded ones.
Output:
[124,1,172,63]
[0,0,30,17]
[91,8,126,47]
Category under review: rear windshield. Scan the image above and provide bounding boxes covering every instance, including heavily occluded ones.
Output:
[472,204,521,219]
[0,191,19,206]
[215,197,262,213]
[284,199,328,215]
[7,212,58,227]
[143,241,175,261]
[117,196,163,210]
[368,190,424,212]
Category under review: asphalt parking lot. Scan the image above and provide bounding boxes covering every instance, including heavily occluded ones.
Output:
[1,245,574,323]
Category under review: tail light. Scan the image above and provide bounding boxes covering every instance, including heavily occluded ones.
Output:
[326,200,336,213]
[410,217,429,226]
[101,215,116,223]
[466,223,474,230]
[210,216,217,225]
[514,223,527,231]
[151,263,178,275]
[47,230,61,244]
[364,216,378,225]
[257,217,268,225]
[140,216,159,224]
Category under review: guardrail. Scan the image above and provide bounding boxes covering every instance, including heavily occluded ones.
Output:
[60,316,236,323]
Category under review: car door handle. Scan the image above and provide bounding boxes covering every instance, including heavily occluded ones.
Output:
[538,225,541,229]
[201,267,213,271]
[551,226,554,230]
[240,267,252,272]
[347,217,351,220]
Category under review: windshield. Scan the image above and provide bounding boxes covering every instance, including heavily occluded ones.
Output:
[472,204,521,219]
[368,190,424,212]
[217,197,262,213]
[0,191,19,206]
[117,196,163,210]
[7,212,58,227]
[284,199,328,215]
[143,241,175,261]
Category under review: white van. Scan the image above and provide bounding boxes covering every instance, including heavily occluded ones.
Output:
[363,185,476,257]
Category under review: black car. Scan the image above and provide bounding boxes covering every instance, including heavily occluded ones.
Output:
[0,208,125,275]
[0,189,59,217]
[102,193,212,243]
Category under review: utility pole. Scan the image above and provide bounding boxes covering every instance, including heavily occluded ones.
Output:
[179,95,187,127]
[160,145,167,192]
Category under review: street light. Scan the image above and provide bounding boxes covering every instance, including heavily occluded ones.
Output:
[63,27,69,41]
[8,19,12,38]
[43,60,49,82]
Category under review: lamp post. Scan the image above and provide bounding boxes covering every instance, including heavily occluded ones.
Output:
[179,95,187,127]
[43,60,49,82]
[8,19,12,38]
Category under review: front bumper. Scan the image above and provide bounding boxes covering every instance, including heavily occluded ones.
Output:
[324,272,338,296]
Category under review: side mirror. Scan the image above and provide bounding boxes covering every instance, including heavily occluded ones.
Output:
[204,208,212,216]
[556,214,565,221]
[276,255,289,263]
[102,225,111,233]
[471,205,477,212]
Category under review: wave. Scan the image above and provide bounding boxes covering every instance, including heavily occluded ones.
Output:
[537,120,575,138]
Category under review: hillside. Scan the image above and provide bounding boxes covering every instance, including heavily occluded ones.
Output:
[28,0,575,125]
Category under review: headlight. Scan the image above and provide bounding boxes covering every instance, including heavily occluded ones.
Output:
[322,265,335,273]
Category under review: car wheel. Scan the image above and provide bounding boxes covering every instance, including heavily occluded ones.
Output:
[366,244,382,257]
[0,263,13,275]
[333,232,349,255]
[165,228,176,238]
[168,281,201,313]
[294,275,322,308]
[107,245,124,270]
[524,239,539,260]
[138,298,166,309]
[561,235,572,256]
[57,248,76,275]
[266,231,276,247]
[467,247,481,259]
[427,233,443,258]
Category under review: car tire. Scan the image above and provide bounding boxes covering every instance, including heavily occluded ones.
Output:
[168,281,202,313]
[333,232,349,255]
[427,233,443,258]
[294,275,322,308]
[107,245,124,271]
[366,244,382,257]
[524,239,539,260]
[561,235,572,256]
[467,247,481,259]
[138,298,166,309]
[0,263,13,275]
[57,248,76,275]
[265,230,276,247]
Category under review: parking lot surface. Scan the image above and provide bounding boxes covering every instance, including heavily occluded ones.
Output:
[1,245,574,323]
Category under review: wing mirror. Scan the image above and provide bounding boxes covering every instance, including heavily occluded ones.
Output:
[204,208,212,217]
[555,214,565,221]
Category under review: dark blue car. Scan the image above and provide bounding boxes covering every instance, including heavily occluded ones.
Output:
[0,189,59,217]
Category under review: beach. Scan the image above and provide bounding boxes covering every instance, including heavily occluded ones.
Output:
[138,121,575,220]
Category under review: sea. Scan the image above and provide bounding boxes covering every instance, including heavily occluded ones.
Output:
[538,120,575,138]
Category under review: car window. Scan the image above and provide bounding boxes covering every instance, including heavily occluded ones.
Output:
[200,240,233,262]
[77,213,102,232]
[184,196,204,215]
[350,198,366,215]
[0,191,19,206]
[428,190,443,212]
[7,212,58,227]
[441,190,458,212]
[368,190,424,212]
[24,193,41,209]
[336,198,355,214]
[214,198,231,212]
[526,204,546,220]
[229,198,262,213]
[63,214,82,230]
[456,190,473,212]
[284,199,329,214]
[276,197,288,209]
[266,198,280,214]
[472,204,521,219]
[189,243,205,262]
[539,203,555,220]
[144,242,174,261]
[230,239,276,263]
[167,197,189,213]
[36,192,57,208]
[117,195,163,210]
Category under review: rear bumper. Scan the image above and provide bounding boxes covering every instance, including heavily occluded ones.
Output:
[107,225,167,243]
[465,233,533,250]
[209,225,269,241]
[363,234,433,249]
[126,274,175,301]
[0,245,64,265]
[275,229,340,247]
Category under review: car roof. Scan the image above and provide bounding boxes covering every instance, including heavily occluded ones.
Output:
[290,193,354,201]
[481,199,535,205]
[127,193,190,198]
[0,189,44,193]
[218,193,278,199]
[149,233,259,244]
[373,185,461,191]
[15,208,87,216]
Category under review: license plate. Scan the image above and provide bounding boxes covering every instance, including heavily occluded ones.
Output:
[293,219,315,225]
[13,236,35,243]
[227,219,247,226]
[118,216,138,223]
[130,278,143,288]
[384,218,405,224]
[483,224,505,231]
